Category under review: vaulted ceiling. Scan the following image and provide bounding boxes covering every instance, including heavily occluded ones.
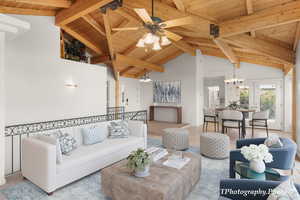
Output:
[1,0,300,80]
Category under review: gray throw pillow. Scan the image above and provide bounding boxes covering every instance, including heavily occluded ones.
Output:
[108,121,130,139]
[56,131,77,155]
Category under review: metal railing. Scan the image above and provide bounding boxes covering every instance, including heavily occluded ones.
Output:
[5,110,147,176]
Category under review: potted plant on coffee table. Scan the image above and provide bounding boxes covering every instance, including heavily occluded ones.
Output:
[127,148,151,177]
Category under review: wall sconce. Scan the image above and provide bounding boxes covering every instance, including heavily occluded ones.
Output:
[65,81,78,88]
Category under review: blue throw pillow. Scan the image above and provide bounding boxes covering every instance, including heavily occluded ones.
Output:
[81,125,107,145]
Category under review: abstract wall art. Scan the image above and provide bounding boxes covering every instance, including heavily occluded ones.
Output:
[153,81,181,104]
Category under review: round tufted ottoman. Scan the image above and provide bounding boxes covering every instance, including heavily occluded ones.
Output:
[162,128,189,150]
[200,132,230,159]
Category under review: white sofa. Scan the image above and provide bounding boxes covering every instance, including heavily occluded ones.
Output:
[21,120,147,194]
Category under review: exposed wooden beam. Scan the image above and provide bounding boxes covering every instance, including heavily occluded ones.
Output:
[115,75,120,107]
[5,0,72,8]
[90,55,110,64]
[172,0,185,12]
[0,6,56,16]
[172,40,196,56]
[245,0,256,37]
[82,14,106,37]
[56,0,113,26]
[293,22,300,51]
[61,25,103,54]
[103,11,119,80]
[283,64,294,75]
[120,66,135,76]
[124,0,211,35]
[114,8,141,23]
[219,1,300,37]
[214,39,239,65]
[116,53,164,72]
[221,34,295,65]
[198,46,284,70]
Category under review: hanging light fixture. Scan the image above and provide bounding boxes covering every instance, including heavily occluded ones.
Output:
[224,64,244,85]
[135,0,172,51]
[161,36,171,46]
[139,72,152,83]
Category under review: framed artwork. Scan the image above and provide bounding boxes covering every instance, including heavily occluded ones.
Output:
[153,81,181,104]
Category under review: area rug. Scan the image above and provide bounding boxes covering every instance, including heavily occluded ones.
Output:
[0,138,228,200]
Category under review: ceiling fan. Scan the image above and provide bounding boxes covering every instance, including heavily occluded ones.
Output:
[112,0,195,49]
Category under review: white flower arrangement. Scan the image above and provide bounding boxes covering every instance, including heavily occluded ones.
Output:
[241,144,273,163]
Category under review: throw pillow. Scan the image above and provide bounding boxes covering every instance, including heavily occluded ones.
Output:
[267,179,300,200]
[108,121,130,139]
[56,131,77,155]
[38,134,63,164]
[81,125,108,145]
[264,136,283,148]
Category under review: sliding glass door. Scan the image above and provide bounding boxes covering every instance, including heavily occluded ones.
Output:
[239,79,283,130]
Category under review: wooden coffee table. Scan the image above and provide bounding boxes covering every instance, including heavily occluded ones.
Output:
[101,152,201,200]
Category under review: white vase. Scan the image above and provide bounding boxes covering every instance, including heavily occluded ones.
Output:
[249,159,266,173]
[134,165,150,177]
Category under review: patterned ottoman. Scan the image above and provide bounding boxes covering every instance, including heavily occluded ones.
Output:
[162,128,189,150]
[200,132,230,159]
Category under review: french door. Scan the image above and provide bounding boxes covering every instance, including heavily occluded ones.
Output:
[240,79,283,130]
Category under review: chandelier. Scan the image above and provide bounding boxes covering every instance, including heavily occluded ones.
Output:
[139,72,152,83]
[224,64,244,85]
[136,32,171,51]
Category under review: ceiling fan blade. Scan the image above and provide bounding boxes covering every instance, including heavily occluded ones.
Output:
[134,8,153,24]
[112,27,141,31]
[160,16,195,28]
[164,30,183,41]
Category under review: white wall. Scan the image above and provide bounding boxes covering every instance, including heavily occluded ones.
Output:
[107,68,142,112]
[5,15,107,125]
[4,15,108,175]
[141,51,289,128]
[141,52,202,126]
[0,32,6,185]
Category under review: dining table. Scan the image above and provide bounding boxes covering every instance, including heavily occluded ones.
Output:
[215,108,256,138]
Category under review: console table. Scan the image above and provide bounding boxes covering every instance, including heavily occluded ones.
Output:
[149,105,182,124]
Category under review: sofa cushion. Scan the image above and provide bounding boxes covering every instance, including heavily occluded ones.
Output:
[81,124,108,145]
[56,136,143,174]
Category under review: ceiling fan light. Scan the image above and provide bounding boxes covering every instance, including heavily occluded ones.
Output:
[136,38,145,47]
[161,36,171,46]
[144,33,155,44]
[152,41,162,51]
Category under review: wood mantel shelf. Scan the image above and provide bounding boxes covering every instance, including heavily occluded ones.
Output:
[149,105,182,124]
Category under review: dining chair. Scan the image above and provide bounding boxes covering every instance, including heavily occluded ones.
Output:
[249,110,269,138]
[221,110,243,139]
[203,108,219,132]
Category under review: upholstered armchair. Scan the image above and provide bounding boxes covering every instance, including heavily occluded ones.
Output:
[229,137,297,180]
[219,179,300,200]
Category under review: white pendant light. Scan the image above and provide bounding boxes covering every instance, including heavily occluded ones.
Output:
[161,36,171,46]
[136,38,145,47]
[152,41,161,51]
[144,33,155,44]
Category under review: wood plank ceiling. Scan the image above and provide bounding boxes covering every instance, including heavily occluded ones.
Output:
[1,0,300,79]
